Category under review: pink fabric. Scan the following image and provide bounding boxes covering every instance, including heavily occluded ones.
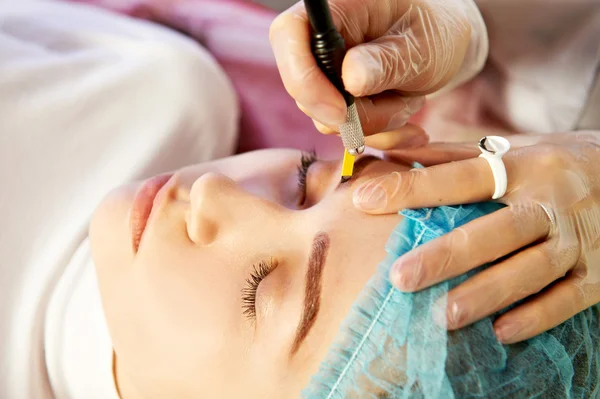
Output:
[67,0,344,158]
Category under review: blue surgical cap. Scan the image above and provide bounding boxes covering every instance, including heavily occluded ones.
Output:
[302,201,600,398]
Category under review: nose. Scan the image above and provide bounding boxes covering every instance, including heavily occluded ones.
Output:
[186,172,285,245]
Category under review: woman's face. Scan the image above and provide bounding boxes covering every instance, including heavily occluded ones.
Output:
[90,149,409,399]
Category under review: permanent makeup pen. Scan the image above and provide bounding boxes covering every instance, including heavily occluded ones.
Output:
[303,0,366,182]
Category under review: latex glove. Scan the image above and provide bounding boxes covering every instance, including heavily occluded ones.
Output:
[269,0,488,150]
[353,131,600,344]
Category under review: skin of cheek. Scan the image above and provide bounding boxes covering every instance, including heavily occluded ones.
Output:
[90,193,256,398]
[133,238,309,396]
[112,213,319,397]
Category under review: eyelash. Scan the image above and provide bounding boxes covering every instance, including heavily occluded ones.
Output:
[241,152,316,321]
[241,259,276,321]
[297,150,317,205]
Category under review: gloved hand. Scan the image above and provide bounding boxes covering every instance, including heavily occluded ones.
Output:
[352,131,600,343]
[270,0,488,150]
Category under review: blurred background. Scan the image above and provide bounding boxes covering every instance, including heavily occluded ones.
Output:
[255,0,296,11]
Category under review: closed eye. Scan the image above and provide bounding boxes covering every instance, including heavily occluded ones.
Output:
[241,259,276,322]
[296,150,317,206]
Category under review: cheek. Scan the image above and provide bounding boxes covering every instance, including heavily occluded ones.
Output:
[136,245,239,333]
[102,236,247,392]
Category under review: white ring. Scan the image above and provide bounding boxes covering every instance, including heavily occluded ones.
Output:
[478,136,511,200]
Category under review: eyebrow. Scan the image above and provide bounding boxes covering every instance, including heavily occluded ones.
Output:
[339,154,381,186]
[288,155,378,354]
[290,232,330,355]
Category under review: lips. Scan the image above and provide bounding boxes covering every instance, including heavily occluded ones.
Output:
[130,174,173,252]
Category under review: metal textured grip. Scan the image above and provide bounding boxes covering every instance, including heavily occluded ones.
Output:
[306,0,366,154]
[340,103,365,153]
[311,30,365,153]
[311,30,354,106]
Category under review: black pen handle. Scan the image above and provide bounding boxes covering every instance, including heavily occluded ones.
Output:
[304,0,354,107]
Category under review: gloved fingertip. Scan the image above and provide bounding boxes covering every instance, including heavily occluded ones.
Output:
[314,120,337,134]
[384,110,411,132]
[364,126,429,152]
[354,186,386,211]
[353,172,404,213]
[343,50,376,97]
[402,131,430,148]
[315,103,348,126]
[494,321,524,344]
[407,96,427,113]
[352,176,388,212]
[298,101,347,126]
[383,97,426,132]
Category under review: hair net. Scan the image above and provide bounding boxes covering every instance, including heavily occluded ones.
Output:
[302,201,600,398]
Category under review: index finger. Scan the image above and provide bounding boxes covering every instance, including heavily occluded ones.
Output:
[269,4,347,126]
[353,154,520,213]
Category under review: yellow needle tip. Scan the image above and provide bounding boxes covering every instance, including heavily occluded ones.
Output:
[341,150,355,183]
